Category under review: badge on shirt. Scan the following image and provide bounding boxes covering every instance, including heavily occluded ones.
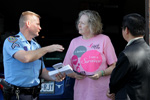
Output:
[8,36,18,43]
[23,46,28,51]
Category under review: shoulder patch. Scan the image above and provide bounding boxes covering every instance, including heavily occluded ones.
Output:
[8,36,18,43]
[11,43,20,49]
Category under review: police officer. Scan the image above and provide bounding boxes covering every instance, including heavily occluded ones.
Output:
[2,11,65,100]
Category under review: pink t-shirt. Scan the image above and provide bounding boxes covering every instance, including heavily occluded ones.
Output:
[63,34,117,100]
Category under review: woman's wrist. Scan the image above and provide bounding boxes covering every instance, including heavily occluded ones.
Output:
[100,70,105,76]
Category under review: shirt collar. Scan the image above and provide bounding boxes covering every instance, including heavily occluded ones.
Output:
[126,37,143,46]
[18,32,34,43]
[18,32,27,41]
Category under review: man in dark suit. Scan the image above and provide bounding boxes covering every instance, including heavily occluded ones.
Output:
[108,13,150,100]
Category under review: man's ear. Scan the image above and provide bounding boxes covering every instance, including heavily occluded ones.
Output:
[26,20,30,28]
[125,27,130,35]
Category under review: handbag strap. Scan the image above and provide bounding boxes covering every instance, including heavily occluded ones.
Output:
[39,57,43,86]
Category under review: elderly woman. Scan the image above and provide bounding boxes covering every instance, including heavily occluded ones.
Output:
[63,10,117,100]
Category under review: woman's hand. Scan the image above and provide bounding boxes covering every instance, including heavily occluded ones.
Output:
[74,73,86,80]
[88,71,101,80]
[67,72,86,80]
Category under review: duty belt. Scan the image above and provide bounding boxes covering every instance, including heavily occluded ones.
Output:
[2,81,41,100]
[12,85,41,99]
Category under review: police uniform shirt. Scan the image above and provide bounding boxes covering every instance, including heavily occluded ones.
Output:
[3,32,45,87]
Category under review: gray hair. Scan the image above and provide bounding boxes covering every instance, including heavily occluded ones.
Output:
[76,10,103,35]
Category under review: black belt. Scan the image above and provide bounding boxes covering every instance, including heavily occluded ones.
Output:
[11,84,41,95]
[14,85,41,100]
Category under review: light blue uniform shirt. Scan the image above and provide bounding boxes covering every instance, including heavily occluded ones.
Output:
[3,32,45,87]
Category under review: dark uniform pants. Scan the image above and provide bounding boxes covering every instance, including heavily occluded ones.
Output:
[3,93,39,100]
[9,94,39,100]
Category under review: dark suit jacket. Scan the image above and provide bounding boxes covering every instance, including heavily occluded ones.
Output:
[109,38,150,100]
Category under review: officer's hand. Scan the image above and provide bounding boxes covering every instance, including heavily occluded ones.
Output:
[48,44,64,52]
[55,72,66,82]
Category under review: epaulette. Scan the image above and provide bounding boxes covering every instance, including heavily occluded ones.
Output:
[13,35,20,37]
[7,35,19,43]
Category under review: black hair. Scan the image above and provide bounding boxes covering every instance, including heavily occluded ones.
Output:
[122,13,145,36]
